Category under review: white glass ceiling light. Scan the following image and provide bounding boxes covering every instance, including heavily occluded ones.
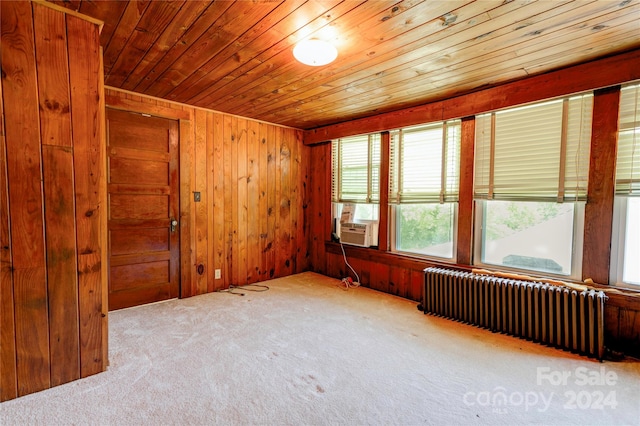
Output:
[293,39,337,66]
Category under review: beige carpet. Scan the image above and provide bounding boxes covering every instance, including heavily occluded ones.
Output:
[2,272,639,425]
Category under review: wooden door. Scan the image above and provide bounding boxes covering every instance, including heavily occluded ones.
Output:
[106,109,180,310]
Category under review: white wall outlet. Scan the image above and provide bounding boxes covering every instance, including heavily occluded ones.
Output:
[215,269,221,279]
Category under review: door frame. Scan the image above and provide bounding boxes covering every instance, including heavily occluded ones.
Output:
[105,92,195,299]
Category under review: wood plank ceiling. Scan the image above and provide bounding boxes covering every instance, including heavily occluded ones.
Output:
[51,0,640,130]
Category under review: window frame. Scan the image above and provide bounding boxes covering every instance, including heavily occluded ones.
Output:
[471,93,592,278]
[389,202,458,261]
[388,120,461,260]
[610,82,640,287]
[474,93,593,202]
[331,133,382,247]
[473,199,585,279]
[331,133,381,205]
[610,196,640,288]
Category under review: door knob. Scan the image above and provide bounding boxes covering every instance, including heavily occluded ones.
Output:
[170,219,178,232]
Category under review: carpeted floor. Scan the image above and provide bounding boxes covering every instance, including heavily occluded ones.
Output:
[1,272,639,425]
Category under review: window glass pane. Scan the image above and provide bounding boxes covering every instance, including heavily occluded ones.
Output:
[396,203,455,258]
[333,202,379,247]
[623,197,640,284]
[481,200,575,275]
[333,203,379,222]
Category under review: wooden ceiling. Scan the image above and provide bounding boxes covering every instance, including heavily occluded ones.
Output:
[51,0,640,130]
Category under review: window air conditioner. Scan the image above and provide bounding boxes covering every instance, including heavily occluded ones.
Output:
[340,222,371,247]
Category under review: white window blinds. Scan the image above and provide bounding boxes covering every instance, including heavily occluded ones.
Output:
[331,133,380,203]
[616,83,640,196]
[389,120,461,203]
[474,94,593,202]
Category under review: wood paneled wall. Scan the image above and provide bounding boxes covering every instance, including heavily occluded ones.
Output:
[307,50,640,357]
[1,1,106,401]
[105,88,310,297]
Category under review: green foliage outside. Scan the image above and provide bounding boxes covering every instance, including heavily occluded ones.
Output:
[484,201,573,241]
[397,204,454,250]
[396,201,574,251]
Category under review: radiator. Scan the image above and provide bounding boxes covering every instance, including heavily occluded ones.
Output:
[423,267,607,360]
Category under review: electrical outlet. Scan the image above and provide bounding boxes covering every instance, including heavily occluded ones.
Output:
[215,269,221,279]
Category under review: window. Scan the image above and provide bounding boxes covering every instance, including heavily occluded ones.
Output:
[474,94,593,277]
[612,198,640,286]
[331,133,380,204]
[477,200,581,275]
[389,121,461,258]
[611,83,640,286]
[331,133,381,243]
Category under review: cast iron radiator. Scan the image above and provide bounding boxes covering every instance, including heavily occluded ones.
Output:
[423,267,607,360]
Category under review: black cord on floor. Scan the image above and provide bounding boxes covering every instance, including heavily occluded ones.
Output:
[219,283,269,296]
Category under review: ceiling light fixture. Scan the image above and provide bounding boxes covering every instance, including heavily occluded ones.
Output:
[293,39,338,66]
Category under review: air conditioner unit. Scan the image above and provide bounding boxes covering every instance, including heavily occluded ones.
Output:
[340,222,371,247]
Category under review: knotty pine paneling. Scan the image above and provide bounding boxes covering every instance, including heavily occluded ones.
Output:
[286,2,637,127]
[246,120,261,283]
[106,0,186,88]
[105,87,310,296]
[34,4,81,385]
[308,142,331,275]
[0,1,105,400]
[67,13,106,379]
[617,309,640,356]
[0,72,18,402]
[324,249,423,302]
[127,2,235,94]
[194,108,208,294]
[2,0,52,396]
[605,305,638,358]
